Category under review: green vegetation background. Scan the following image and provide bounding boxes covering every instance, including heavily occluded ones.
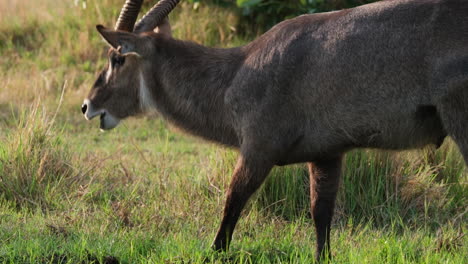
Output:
[0,0,466,263]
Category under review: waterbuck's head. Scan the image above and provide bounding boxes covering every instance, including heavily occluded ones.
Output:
[82,0,180,130]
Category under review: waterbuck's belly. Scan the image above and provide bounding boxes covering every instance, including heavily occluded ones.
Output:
[275,105,446,166]
[355,105,446,150]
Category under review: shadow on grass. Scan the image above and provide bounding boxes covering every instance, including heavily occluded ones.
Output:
[45,253,118,264]
[0,253,119,264]
[160,244,315,264]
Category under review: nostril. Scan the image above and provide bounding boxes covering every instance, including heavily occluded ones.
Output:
[81,103,87,114]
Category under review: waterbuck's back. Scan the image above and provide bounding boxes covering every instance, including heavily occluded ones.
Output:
[227,0,466,162]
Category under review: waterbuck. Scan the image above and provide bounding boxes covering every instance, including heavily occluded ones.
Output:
[82,0,467,260]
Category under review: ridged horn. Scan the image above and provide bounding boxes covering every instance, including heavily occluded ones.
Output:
[134,0,180,33]
[115,0,144,32]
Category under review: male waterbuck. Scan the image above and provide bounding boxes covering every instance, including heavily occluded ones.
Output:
[82,0,467,260]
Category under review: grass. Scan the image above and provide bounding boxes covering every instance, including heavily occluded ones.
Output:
[0,0,467,263]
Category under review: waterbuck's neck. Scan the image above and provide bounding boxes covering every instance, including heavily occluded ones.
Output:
[143,37,245,147]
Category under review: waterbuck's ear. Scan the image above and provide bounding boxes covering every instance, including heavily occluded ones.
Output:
[96,25,142,55]
[154,18,172,37]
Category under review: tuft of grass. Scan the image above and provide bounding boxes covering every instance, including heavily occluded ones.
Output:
[0,103,82,210]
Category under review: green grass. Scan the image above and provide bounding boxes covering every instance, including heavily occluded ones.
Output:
[0,0,467,263]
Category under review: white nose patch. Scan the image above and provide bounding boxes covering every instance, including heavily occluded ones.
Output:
[83,99,103,120]
[83,99,121,131]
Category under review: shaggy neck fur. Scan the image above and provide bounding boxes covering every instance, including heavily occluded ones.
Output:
[143,37,245,147]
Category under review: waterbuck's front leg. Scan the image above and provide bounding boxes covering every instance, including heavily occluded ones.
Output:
[308,156,342,262]
[438,85,468,165]
[212,155,273,250]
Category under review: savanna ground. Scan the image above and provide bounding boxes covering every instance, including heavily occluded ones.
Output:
[0,0,466,263]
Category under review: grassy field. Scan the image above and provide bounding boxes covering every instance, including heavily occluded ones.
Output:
[0,0,467,263]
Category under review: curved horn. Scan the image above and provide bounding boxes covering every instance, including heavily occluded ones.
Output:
[115,0,144,32]
[134,0,180,33]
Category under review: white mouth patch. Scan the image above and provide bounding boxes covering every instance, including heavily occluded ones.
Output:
[100,111,120,131]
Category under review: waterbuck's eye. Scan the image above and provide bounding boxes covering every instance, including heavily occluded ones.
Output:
[111,55,125,67]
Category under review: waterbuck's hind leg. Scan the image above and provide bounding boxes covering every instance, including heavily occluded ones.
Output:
[308,156,342,262]
[212,155,273,251]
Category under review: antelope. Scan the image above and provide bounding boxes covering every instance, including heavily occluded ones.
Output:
[82,0,468,261]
